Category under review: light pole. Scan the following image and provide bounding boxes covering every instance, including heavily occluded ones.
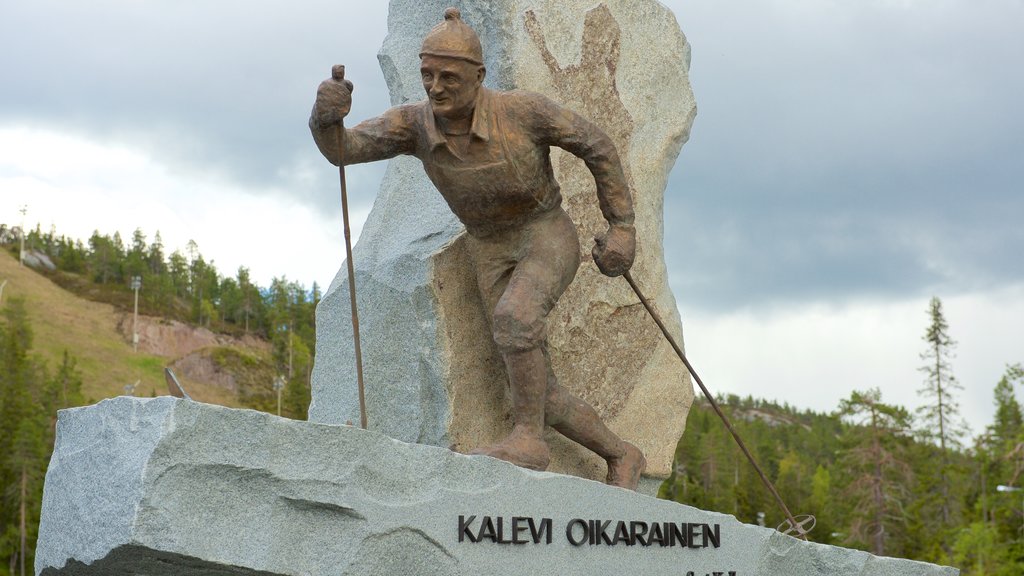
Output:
[18,205,27,267]
[131,276,142,352]
[997,485,1024,539]
[273,375,286,416]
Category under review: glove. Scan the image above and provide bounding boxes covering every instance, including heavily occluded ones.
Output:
[592,224,635,277]
[313,64,354,128]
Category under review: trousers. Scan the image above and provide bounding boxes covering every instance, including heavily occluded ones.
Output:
[467,207,580,353]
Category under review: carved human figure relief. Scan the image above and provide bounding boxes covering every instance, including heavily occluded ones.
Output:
[522,5,656,420]
[524,4,636,192]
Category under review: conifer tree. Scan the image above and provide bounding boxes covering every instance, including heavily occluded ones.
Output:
[916,297,967,535]
[982,364,1024,547]
[837,388,913,556]
[0,299,51,575]
[992,364,1024,447]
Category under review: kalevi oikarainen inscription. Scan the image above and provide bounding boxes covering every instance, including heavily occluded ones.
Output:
[458,515,721,549]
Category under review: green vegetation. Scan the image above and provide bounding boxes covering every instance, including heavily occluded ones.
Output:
[4,225,316,416]
[0,298,83,575]
[661,299,1023,573]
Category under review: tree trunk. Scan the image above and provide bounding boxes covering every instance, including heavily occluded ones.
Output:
[871,408,885,556]
[935,344,950,526]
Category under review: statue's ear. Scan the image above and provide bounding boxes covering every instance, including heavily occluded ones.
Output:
[477,66,487,84]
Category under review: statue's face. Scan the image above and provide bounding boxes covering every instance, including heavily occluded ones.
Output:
[420,55,485,120]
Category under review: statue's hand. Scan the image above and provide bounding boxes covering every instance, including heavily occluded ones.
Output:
[592,224,635,277]
[313,65,354,127]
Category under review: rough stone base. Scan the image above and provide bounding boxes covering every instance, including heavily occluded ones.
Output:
[36,398,958,576]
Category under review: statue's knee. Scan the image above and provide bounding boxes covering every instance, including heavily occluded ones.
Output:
[492,302,544,352]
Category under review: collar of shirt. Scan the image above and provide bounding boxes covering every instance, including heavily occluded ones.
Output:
[423,88,493,152]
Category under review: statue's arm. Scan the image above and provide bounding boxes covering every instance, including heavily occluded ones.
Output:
[527,93,633,227]
[309,105,418,166]
[523,92,635,276]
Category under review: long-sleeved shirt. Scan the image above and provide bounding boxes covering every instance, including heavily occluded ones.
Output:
[310,87,633,238]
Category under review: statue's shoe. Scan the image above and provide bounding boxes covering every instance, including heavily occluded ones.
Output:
[606,442,646,490]
[470,429,551,471]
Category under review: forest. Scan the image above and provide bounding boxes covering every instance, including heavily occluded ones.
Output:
[661,301,1022,574]
[0,225,1022,574]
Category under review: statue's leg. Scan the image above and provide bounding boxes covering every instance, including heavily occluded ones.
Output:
[470,345,551,471]
[541,348,647,490]
[464,223,554,470]
[466,210,578,471]
[466,208,645,488]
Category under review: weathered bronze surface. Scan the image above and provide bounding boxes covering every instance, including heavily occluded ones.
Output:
[310,7,645,490]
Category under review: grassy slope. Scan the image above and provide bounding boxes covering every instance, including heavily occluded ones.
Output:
[0,250,241,407]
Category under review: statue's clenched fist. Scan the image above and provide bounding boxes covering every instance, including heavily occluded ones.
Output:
[313,65,354,127]
[592,224,636,277]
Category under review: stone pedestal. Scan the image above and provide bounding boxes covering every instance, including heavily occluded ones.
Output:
[36,398,959,575]
[310,0,696,484]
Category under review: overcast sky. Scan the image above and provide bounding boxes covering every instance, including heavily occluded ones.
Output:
[1,0,1021,437]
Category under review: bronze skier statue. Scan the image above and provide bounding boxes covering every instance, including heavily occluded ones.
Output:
[310,7,646,490]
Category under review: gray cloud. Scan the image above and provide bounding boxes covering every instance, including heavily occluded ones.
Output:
[663,0,1024,310]
[0,0,391,217]
[2,0,1021,314]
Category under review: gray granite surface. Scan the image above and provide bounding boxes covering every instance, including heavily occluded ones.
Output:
[36,398,958,575]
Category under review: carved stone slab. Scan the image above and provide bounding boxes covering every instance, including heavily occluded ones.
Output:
[309,0,696,483]
[36,398,958,575]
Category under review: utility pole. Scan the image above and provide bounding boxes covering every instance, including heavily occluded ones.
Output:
[131,276,142,352]
[18,205,27,267]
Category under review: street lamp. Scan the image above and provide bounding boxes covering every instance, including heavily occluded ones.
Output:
[18,205,27,267]
[273,375,286,416]
[997,485,1024,539]
[131,276,142,352]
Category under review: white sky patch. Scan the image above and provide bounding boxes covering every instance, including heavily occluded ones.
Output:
[0,126,365,290]
[681,287,1024,438]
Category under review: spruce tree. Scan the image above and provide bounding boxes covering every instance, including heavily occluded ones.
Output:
[0,299,50,575]
[982,364,1024,548]
[992,364,1024,446]
[915,296,967,536]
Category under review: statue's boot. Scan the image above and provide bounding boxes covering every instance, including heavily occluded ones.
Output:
[604,441,646,490]
[470,348,551,471]
[542,354,646,490]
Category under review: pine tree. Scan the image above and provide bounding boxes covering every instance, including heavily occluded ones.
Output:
[837,388,913,556]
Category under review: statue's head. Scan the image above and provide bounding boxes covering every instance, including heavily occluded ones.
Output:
[419,7,486,120]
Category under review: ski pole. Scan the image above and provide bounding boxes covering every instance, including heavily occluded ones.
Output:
[332,65,368,430]
[622,270,809,539]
